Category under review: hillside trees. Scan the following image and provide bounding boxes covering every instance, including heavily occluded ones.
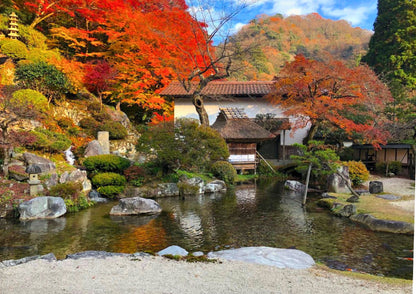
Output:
[267,55,392,146]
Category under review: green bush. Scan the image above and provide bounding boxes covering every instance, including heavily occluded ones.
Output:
[83,154,131,174]
[97,185,125,199]
[343,161,370,186]
[57,117,75,129]
[211,161,236,184]
[375,162,387,174]
[49,182,83,199]
[93,112,111,122]
[92,172,126,187]
[11,89,48,113]
[14,61,71,103]
[0,39,28,60]
[65,195,95,213]
[19,24,48,49]
[99,121,128,140]
[79,117,100,130]
[388,161,402,175]
[375,161,402,175]
[29,127,71,153]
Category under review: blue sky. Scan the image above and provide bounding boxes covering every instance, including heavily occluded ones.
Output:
[187,0,378,37]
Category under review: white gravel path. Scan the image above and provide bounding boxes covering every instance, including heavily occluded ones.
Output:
[0,256,411,294]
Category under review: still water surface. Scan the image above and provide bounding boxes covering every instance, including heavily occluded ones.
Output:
[0,180,413,279]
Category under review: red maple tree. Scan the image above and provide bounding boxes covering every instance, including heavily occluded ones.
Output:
[267,54,393,147]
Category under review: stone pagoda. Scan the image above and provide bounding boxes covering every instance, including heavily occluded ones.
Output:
[8,12,19,39]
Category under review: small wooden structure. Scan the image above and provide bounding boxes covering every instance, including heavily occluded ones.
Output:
[352,144,414,177]
[8,12,19,40]
[211,108,275,173]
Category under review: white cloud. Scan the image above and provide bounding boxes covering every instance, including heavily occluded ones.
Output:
[268,0,335,16]
[322,3,377,27]
[231,22,247,34]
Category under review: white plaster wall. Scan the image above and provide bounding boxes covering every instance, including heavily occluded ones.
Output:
[174,99,309,145]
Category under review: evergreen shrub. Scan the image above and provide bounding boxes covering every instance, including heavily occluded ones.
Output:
[211,161,236,184]
[99,121,128,139]
[97,185,125,199]
[0,39,28,60]
[123,165,146,181]
[388,161,402,175]
[11,89,48,113]
[83,154,131,174]
[92,172,126,187]
[29,127,71,153]
[49,182,83,199]
[343,161,370,186]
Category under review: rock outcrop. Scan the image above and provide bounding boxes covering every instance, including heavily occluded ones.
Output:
[23,153,56,174]
[157,245,189,257]
[327,166,351,194]
[284,180,305,193]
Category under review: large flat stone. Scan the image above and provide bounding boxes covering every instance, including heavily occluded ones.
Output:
[110,197,162,216]
[18,196,66,220]
[207,246,315,269]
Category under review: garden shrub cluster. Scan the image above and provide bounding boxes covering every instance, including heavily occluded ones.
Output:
[84,154,130,199]
[11,89,48,113]
[343,161,370,186]
[48,182,94,212]
[92,172,126,187]
[0,39,28,60]
[123,165,146,187]
[376,161,402,175]
[28,127,71,153]
[211,161,236,184]
[83,154,131,174]
[99,121,128,139]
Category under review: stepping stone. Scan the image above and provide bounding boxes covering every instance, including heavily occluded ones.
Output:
[376,194,401,200]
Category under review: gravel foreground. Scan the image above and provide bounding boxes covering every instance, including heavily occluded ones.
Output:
[0,256,412,294]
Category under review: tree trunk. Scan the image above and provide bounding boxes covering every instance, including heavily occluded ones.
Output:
[192,94,209,126]
[303,123,319,145]
[336,170,360,197]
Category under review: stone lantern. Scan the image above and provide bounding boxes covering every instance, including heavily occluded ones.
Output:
[26,164,44,196]
[8,12,19,40]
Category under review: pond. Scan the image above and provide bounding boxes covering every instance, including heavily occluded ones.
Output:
[0,180,413,279]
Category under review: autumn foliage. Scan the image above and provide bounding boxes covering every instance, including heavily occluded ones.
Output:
[267,55,392,147]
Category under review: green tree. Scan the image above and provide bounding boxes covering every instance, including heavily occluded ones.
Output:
[14,61,71,104]
[136,118,229,174]
[362,0,416,90]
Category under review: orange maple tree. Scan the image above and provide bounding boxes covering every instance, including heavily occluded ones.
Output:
[267,55,393,147]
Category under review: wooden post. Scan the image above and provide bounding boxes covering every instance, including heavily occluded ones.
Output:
[282,130,286,160]
[302,163,312,206]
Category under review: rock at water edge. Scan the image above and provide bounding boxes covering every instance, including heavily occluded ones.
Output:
[18,196,66,220]
[110,197,161,215]
[157,245,188,257]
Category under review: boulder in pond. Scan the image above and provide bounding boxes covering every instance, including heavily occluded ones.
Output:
[110,197,161,216]
[179,177,205,194]
[327,166,351,194]
[204,180,227,193]
[369,181,383,194]
[157,245,188,257]
[207,246,315,269]
[284,180,305,193]
[18,196,66,220]
[157,183,180,197]
[350,214,413,234]
[88,190,108,203]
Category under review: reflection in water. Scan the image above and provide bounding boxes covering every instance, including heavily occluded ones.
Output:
[0,181,413,279]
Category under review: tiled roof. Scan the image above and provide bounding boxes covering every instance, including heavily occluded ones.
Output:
[160,81,274,97]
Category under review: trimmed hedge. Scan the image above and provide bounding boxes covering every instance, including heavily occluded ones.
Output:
[99,121,128,140]
[92,172,126,187]
[211,161,236,184]
[97,185,125,199]
[83,154,131,173]
[29,127,71,153]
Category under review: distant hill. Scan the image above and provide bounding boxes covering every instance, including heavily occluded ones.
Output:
[229,13,372,80]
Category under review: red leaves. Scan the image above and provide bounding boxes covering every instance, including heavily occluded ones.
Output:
[268,54,393,146]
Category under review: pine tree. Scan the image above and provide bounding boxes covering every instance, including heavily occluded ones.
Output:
[362,0,416,90]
